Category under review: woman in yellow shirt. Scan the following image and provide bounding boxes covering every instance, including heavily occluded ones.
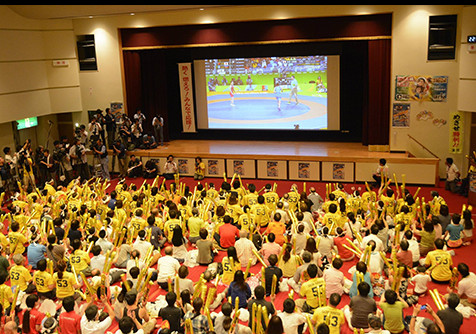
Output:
[278,243,299,278]
[0,272,13,312]
[69,239,92,277]
[50,260,80,299]
[221,247,241,285]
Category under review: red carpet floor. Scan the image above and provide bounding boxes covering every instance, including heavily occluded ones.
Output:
[100,175,475,334]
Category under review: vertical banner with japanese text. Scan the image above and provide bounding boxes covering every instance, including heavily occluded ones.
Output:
[449,111,464,154]
[178,63,196,133]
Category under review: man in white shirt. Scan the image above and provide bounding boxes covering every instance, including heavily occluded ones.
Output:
[132,230,153,261]
[163,155,178,180]
[156,246,180,290]
[307,187,324,213]
[360,224,384,252]
[80,298,114,334]
[235,230,258,268]
[403,230,420,267]
[445,157,460,193]
[454,263,476,306]
[96,230,113,254]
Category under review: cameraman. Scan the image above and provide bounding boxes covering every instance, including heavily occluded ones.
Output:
[53,140,72,185]
[92,137,110,181]
[69,138,90,181]
[112,139,126,179]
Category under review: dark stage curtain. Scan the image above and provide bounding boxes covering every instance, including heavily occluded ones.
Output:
[123,50,169,141]
[363,39,391,146]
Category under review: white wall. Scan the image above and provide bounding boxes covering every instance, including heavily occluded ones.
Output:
[0,6,82,148]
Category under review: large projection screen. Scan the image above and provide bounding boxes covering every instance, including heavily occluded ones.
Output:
[194,55,340,131]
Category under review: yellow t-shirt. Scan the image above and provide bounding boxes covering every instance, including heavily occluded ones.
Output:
[164,218,181,242]
[221,257,241,285]
[238,213,255,233]
[187,216,206,238]
[33,270,54,293]
[0,284,12,309]
[130,217,147,237]
[251,204,271,227]
[227,204,244,224]
[242,193,258,207]
[0,233,9,250]
[299,277,326,309]
[312,306,345,334]
[425,249,453,281]
[263,191,279,211]
[10,265,32,291]
[322,212,341,234]
[287,191,300,211]
[8,231,27,255]
[70,249,90,272]
[53,272,76,299]
[278,255,299,278]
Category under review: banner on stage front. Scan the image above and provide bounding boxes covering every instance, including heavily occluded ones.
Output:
[178,63,196,133]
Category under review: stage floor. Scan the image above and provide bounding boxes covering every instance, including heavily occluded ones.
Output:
[129,140,412,162]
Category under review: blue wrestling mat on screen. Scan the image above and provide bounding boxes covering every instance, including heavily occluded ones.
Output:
[207,93,328,130]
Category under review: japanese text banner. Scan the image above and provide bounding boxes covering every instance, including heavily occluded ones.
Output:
[178,63,196,133]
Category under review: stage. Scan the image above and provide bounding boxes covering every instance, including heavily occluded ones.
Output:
[103,140,441,185]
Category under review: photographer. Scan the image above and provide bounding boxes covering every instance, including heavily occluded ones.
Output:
[112,139,126,179]
[69,138,90,181]
[17,140,35,192]
[53,140,72,185]
[92,137,110,181]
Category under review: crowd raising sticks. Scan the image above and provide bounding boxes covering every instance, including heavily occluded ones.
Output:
[0,145,474,334]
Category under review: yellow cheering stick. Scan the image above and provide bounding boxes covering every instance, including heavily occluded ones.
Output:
[252,249,268,267]
[139,271,154,295]
[244,258,253,279]
[205,308,214,331]
[379,252,392,268]
[10,286,20,317]
[271,274,277,297]
[80,272,96,299]
[184,318,194,334]
[230,309,241,333]
[205,287,216,311]
[343,244,362,258]
[430,289,445,310]
[251,303,257,334]
[167,277,173,292]
[306,314,315,334]
[175,275,180,298]
[356,271,364,285]
[261,267,266,288]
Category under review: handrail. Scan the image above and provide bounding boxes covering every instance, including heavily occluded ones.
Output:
[408,134,439,159]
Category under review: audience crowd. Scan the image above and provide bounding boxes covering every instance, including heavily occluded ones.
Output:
[0,121,473,334]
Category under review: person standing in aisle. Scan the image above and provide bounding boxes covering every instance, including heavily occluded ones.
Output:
[152,114,164,146]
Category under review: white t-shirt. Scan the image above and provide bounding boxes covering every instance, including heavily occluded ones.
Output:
[458,272,476,299]
[361,234,384,252]
[407,238,420,262]
[157,255,180,283]
[446,163,459,181]
[80,315,112,334]
[277,311,307,334]
[411,273,431,294]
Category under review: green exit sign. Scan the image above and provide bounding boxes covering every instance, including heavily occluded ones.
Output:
[16,117,38,130]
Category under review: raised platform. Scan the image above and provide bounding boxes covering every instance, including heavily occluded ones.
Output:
[106,140,440,185]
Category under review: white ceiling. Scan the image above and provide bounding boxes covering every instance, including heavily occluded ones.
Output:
[6,5,231,20]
